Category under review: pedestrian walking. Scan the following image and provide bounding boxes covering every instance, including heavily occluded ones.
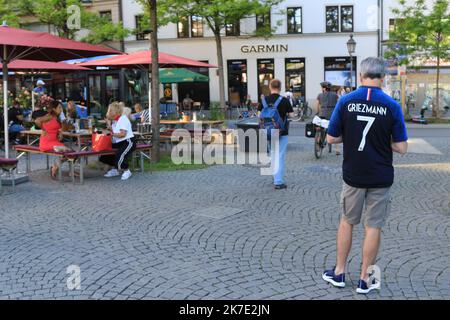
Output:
[316,81,341,155]
[258,79,294,189]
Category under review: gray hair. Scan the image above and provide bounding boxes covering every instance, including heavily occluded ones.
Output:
[360,57,386,79]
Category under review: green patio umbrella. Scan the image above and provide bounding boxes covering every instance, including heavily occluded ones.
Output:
[159,68,209,84]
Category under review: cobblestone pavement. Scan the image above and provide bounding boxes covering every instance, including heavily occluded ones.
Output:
[0,124,449,300]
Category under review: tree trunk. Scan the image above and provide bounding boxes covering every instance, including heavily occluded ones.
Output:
[149,0,160,162]
[434,54,441,118]
[213,31,226,111]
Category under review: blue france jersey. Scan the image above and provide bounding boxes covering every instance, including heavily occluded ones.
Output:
[328,86,408,188]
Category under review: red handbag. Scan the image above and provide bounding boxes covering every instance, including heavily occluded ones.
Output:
[92,133,113,152]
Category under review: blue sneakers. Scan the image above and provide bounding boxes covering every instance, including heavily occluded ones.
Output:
[356,278,381,294]
[322,267,346,288]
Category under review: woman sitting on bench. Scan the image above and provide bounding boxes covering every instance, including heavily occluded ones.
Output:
[35,100,71,179]
[100,102,136,181]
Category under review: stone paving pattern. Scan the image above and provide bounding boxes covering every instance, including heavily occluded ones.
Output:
[0,124,449,300]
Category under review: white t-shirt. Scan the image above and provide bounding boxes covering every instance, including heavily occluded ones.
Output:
[112,115,134,143]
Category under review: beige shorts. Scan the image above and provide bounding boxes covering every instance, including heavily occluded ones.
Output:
[340,182,392,229]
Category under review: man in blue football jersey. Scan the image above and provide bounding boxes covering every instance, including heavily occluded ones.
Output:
[322,57,408,294]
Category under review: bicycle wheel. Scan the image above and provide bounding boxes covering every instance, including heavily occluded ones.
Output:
[314,130,323,159]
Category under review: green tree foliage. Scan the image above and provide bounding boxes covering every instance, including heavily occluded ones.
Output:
[385,0,450,117]
[0,0,21,27]
[0,0,129,43]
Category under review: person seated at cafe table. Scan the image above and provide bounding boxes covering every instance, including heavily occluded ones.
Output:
[132,103,149,123]
[100,101,136,181]
[65,100,79,123]
[8,99,25,145]
[35,100,72,179]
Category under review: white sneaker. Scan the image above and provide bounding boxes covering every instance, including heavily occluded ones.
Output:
[104,169,120,178]
[121,170,132,181]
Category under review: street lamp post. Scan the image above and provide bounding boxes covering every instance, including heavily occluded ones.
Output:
[347,34,356,90]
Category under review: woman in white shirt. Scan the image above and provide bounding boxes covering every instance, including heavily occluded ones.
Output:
[100,102,136,180]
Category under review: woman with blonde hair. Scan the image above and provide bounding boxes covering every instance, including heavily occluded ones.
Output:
[100,102,136,180]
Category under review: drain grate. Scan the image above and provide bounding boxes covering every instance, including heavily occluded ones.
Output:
[192,206,245,219]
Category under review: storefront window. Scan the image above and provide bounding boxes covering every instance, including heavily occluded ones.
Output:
[124,69,148,109]
[285,58,306,101]
[88,75,102,117]
[287,7,302,34]
[100,11,112,22]
[65,77,85,102]
[227,60,248,106]
[135,15,149,41]
[341,6,353,32]
[226,21,240,36]
[178,63,210,107]
[191,15,204,37]
[256,10,271,33]
[324,57,357,89]
[326,6,339,33]
[105,74,120,106]
[178,16,189,38]
[257,59,275,100]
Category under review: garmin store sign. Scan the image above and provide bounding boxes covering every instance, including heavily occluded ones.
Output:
[241,44,288,54]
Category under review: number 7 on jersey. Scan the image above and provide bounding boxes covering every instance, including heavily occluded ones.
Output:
[357,116,376,151]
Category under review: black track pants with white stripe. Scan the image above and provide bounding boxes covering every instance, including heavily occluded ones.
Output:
[100,138,136,170]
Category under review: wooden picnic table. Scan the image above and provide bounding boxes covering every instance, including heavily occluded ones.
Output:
[160,120,224,126]
[21,129,150,149]
[21,129,93,151]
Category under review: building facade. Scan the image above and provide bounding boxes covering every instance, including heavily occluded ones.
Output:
[122,0,382,106]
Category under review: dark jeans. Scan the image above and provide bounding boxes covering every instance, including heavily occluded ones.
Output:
[99,137,136,170]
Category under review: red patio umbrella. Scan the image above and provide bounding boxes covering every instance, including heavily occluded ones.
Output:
[0,24,122,158]
[79,50,216,69]
[1,59,90,71]
[79,50,216,123]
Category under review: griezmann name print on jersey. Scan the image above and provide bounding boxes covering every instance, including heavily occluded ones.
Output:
[347,103,387,116]
[327,86,408,189]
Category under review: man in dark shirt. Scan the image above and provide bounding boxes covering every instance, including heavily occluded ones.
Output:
[317,81,341,155]
[322,57,408,294]
[258,79,294,189]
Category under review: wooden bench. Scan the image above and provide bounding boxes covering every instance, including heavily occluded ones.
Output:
[13,144,152,184]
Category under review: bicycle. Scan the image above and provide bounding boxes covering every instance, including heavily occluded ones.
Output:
[291,101,313,122]
[314,121,332,159]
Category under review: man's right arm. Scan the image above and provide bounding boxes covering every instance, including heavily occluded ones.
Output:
[391,102,408,155]
[392,141,408,155]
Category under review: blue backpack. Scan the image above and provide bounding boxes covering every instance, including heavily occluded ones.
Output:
[259,96,285,137]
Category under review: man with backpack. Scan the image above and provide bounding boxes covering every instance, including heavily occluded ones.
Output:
[259,79,294,190]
